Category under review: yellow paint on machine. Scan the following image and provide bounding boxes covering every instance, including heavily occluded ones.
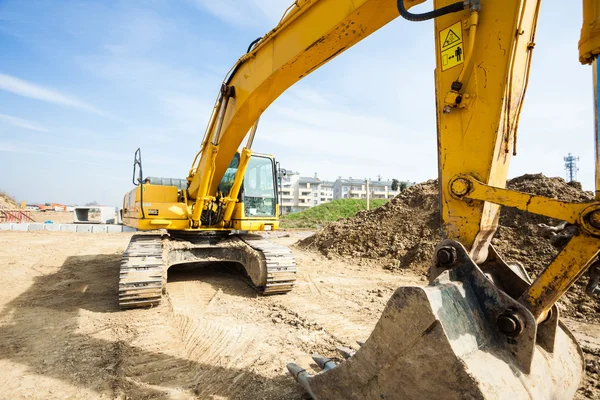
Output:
[440,21,464,71]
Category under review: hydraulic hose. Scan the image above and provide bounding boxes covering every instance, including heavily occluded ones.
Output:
[226,37,263,85]
[456,11,478,83]
[397,0,465,22]
[247,37,263,53]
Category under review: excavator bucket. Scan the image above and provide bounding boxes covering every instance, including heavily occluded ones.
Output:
[288,240,583,399]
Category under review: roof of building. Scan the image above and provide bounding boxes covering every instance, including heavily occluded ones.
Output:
[320,181,335,186]
[370,180,394,187]
[334,178,406,188]
[335,178,366,185]
[298,177,321,184]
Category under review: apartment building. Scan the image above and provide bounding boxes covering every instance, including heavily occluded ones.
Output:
[333,178,412,200]
[333,178,366,200]
[278,172,412,214]
[277,173,335,214]
[297,177,321,209]
[320,181,334,203]
[279,172,299,214]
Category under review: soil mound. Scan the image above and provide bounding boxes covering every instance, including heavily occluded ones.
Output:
[300,179,440,275]
[0,191,19,209]
[299,174,598,321]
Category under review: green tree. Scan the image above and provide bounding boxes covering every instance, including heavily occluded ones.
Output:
[399,181,408,192]
[391,179,399,191]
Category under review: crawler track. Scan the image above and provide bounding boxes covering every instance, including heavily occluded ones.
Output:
[119,234,164,309]
[239,234,296,294]
[119,233,296,309]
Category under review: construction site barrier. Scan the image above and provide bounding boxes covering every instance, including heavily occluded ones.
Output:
[0,223,136,233]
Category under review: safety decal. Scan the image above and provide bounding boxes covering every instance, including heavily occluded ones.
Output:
[440,22,464,71]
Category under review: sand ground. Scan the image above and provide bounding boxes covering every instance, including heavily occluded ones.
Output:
[0,230,597,399]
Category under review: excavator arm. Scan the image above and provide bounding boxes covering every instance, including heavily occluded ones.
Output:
[179,0,600,397]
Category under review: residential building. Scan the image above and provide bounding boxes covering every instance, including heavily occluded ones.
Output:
[333,177,412,200]
[333,178,367,200]
[277,173,335,214]
[320,181,334,203]
[277,172,412,214]
[278,171,299,215]
[297,176,321,209]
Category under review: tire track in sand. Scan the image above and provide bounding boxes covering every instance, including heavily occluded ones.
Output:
[165,268,269,398]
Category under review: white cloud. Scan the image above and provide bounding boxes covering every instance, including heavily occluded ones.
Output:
[103,44,128,55]
[189,0,290,28]
[253,96,437,184]
[0,73,113,118]
[160,95,214,135]
[290,87,330,106]
[0,114,48,132]
[0,142,48,155]
[0,139,126,160]
[77,54,220,97]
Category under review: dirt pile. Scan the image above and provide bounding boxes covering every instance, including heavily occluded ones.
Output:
[0,191,18,209]
[581,343,600,399]
[299,174,598,322]
[300,179,441,276]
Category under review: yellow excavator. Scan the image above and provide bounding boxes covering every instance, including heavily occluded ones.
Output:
[120,146,296,308]
[121,0,600,397]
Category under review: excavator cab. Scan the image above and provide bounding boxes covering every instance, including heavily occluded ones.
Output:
[241,155,278,219]
[122,150,279,231]
[219,153,278,216]
[221,152,280,230]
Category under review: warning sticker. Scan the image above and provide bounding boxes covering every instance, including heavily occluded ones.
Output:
[439,22,464,71]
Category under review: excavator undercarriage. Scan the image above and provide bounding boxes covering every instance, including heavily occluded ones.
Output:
[119,232,297,309]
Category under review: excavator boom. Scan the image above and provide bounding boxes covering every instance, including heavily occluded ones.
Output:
[186,0,429,226]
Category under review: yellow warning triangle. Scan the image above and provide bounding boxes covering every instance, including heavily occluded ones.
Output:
[443,30,460,48]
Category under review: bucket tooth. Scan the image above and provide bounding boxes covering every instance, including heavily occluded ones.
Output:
[287,363,317,399]
[336,346,355,359]
[311,354,336,371]
[287,363,307,380]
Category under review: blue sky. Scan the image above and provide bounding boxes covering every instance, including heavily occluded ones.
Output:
[0,0,595,206]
